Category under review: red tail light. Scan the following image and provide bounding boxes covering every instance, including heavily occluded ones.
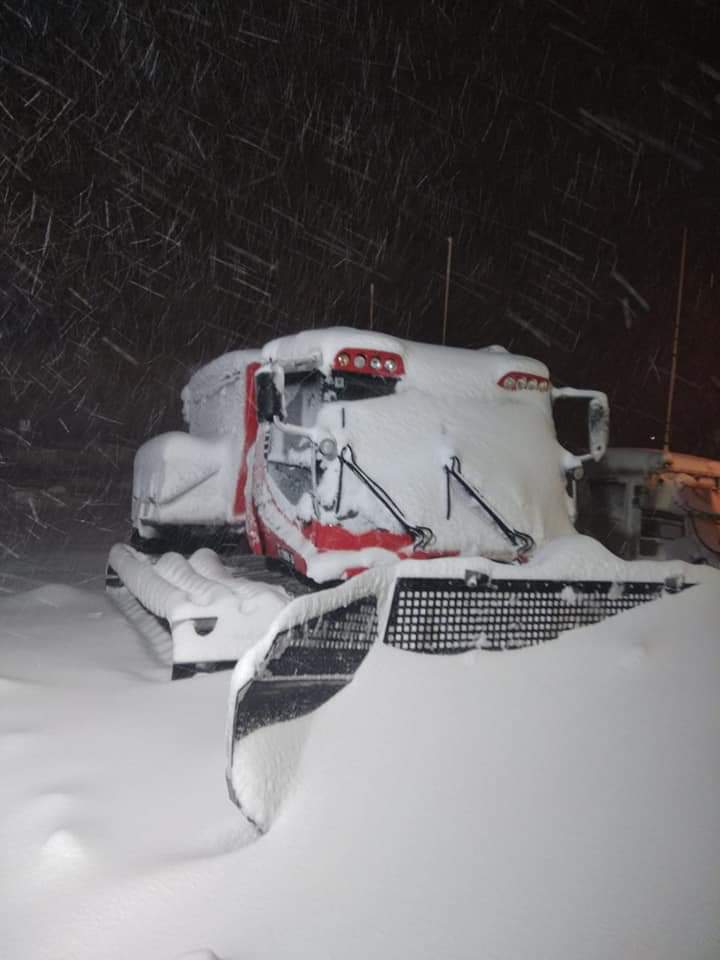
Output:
[333,348,405,376]
[498,371,550,392]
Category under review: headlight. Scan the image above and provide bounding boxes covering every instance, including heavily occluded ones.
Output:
[318,438,338,460]
[498,371,550,391]
[333,349,404,376]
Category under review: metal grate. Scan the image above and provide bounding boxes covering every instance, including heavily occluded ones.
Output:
[234,595,378,740]
[384,574,686,652]
[265,595,379,677]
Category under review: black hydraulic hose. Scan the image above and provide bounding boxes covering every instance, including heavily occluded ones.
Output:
[339,445,435,550]
[444,456,535,560]
[690,515,720,557]
[673,491,720,558]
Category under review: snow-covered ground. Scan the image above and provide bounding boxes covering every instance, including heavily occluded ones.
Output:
[1,481,720,959]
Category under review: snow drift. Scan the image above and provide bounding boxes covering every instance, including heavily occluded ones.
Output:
[2,563,719,959]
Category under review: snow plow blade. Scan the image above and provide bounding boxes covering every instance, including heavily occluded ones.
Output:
[226,546,695,810]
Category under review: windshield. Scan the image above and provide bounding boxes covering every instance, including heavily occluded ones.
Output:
[322,371,399,403]
[283,369,399,427]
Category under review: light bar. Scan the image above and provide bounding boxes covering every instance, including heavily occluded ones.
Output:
[332,348,405,376]
[498,371,550,392]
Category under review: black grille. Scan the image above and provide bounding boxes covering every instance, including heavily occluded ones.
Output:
[265,595,379,677]
[384,574,685,652]
[234,595,378,739]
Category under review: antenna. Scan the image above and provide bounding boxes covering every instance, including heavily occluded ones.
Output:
[369,282,375,330]
[663,226,687,455]
[442,236,453,345]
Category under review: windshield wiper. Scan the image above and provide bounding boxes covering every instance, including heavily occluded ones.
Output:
[338,445,435,551]
[444,456,535,560]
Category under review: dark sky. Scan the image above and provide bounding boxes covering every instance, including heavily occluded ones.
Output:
[1,0,719,453]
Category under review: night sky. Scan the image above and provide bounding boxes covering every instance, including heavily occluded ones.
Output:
[1,0,719,455]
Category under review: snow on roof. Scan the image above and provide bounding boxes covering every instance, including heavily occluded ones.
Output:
[263,326,404,367]
[176,329,552,414]
[181,349,262,436]
[183,349,261,402]
[396,337,548,398]
[262,326,550,392]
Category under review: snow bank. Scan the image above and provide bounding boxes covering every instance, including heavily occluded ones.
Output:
[228,537,716,830]
[5,571,718,960]
[245,580,720,960]
[3,480,720,960]
[0,586,255,960]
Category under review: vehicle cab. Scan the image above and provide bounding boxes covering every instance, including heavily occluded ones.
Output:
[247,327,609,582]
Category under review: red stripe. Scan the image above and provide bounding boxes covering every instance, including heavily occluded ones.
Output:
[232,361,261,517]
[307,520,414,552]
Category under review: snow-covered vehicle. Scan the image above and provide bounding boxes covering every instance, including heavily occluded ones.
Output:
[107,328,699,816]
[130,327,609,573]
[577,447,720,566]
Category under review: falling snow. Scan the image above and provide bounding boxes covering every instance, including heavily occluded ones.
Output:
[0,0,718,467]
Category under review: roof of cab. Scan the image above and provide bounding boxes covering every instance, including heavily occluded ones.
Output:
[262,326,549,398]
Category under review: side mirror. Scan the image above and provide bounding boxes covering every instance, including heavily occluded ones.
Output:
[552,388,610,464]
[255,370,284,424]
[587,395,610,462]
